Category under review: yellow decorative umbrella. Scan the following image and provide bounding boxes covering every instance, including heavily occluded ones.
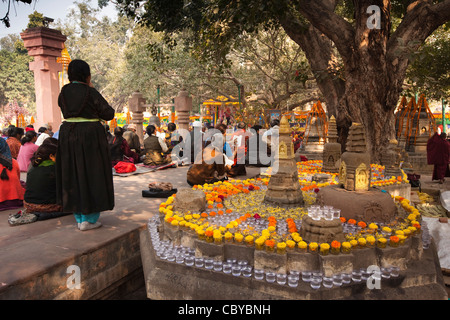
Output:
[30,116,35,126]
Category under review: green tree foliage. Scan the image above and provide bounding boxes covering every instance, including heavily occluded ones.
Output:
[0,35,35,110]
[55,0,135,111]
[405,26,450,100]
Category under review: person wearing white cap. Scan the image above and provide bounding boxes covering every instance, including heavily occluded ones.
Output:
[123,123,142,156]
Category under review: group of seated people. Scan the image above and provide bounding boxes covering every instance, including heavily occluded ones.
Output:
[106,122,182,170]
[0,134,70,225]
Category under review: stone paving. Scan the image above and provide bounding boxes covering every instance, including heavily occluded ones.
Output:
[0,165,263,299]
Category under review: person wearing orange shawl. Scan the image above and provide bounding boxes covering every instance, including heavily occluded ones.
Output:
[0,138,25,211]
[427,131,450,184]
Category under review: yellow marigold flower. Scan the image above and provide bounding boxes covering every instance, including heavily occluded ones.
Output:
[255,237,265,246]
[350,239,358,247]
[358,238,367,245]
[368,223,378,230]
[286,240,296,248]
[197,229,205,236]
[395,230,404,235]
[192,213,200,219]
[277,242,287,249]
[234,233,244,242]
[171,220,179,226]
[320,243,330,250]
[342,242,352,249]
[382,227,392,233]
[298,241,308,249]
[224,231,233,239]
[268,226,276,232]
[184,214,192,220]
[309,242,318,250]
[366,236,376,244]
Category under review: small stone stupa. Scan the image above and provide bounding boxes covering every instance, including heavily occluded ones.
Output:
[264,115,304,207]
[322,116,341,173]
[339,123,371,192]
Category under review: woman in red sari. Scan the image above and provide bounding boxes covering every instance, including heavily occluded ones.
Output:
[427,132,450,184]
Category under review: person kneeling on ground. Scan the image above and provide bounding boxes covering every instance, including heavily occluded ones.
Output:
[187,133,233,186]
[143,125,172,166]
[0,138,25,212]
[109,126,139,167]
[9,138,72,226]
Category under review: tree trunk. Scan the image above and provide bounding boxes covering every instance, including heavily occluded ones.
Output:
[294,0,450,162]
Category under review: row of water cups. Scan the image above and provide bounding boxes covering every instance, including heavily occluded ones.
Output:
[307,205,341,221]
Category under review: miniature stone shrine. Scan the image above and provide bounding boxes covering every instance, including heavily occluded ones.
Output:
[263,115,304,207]
[322,116,341,174]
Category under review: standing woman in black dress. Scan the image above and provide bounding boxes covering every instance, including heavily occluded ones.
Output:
[56,59,115,231]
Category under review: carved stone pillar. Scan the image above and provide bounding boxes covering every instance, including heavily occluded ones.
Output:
[128,91,146,146]
[174,88,192,131]
[21,27,66,130]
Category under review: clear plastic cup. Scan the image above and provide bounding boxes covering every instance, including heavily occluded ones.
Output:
[213,260,222,272]
[332,274,343,287]
[232,265,241,277]
[254,269,264,280]
[390,266,400,278]
[287,274,299,288]
[266,271,276,283]
[242,266,252,277]
[302,271,312,282]
[352,270,362,282]
[381,267,391,279]
[184,256,194,266]
[195,257,204,268]
[204,258,214,270]
[341,273,351,284]
[323,276,333,288]
[176,255,184,264]
[310,278,321,289]
[223,262,232,274]
[276,273,287,285]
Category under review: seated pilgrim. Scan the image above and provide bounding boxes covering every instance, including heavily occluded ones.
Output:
[108,126,139,167]
[143,125,172,166]
[19,138,71,222]
[186,133,233,186]
[0,138,25,211]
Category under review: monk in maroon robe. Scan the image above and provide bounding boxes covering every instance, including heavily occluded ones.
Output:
[427,132,450,183]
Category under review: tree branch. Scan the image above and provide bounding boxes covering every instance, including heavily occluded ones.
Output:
[388,0,450,61]
[297,0,355,60]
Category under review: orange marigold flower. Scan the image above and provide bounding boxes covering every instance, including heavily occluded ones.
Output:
[357,221,367,228]
[265,239,275,248]
[331,240,341,249]
[225,209,232,214]
[201,212,209,218]
[217,203,224,208]
[217,210,224,215]
[205,230,214,237]
[209,211,216,217]
[348,219,356,225]
[340,217,346,223]
[390,236,399,243]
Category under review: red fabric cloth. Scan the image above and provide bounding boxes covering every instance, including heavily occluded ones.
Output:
[114,161,136,173]
[427,133,450,165]
[0,159,25,203]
